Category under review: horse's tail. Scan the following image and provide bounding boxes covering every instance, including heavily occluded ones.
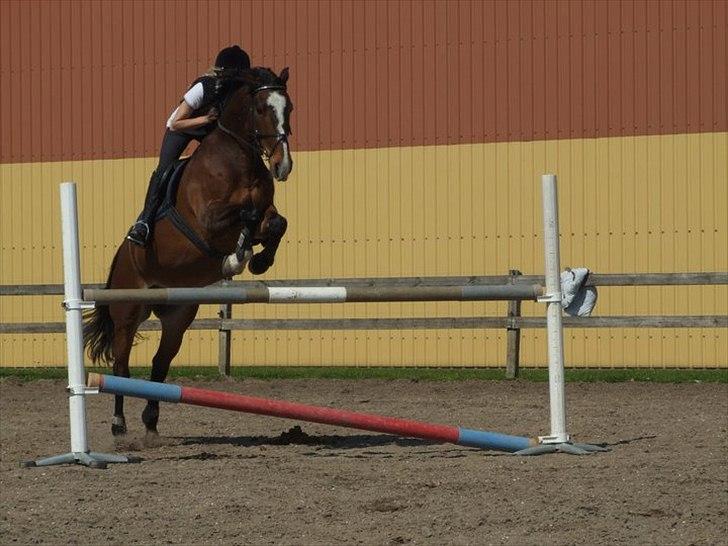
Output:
[83,249,121,365]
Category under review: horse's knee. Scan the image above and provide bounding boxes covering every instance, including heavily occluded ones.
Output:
[267,214,287,239]
[248,214,287,275]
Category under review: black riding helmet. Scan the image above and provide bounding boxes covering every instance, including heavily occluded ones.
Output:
[215,45,251,73]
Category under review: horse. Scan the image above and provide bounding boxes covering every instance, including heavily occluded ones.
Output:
[83,67,294,440]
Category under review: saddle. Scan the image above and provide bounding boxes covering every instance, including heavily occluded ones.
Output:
[156,158,190,220]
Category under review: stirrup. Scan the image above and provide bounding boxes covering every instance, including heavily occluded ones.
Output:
[126,221,150,246]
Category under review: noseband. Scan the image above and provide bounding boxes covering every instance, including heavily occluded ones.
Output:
[217,83,289,160]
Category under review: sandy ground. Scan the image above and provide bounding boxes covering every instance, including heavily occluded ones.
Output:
[1,377,726,545]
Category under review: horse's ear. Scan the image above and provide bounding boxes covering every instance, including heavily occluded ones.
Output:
[279,67,289,84]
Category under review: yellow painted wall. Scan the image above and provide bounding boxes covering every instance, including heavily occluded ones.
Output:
[1,133,726,367]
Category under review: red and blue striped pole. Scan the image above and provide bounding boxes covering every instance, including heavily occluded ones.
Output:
[87,374,535,453]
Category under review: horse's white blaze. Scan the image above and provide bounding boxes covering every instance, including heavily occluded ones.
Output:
[267,91,286,133]
[266,91,291,179]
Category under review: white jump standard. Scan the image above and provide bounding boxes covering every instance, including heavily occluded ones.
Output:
[515,175,606,455]
[21,184,134,468]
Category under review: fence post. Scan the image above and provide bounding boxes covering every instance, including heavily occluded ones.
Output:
[218,278,232,376]
[505,269,522,379]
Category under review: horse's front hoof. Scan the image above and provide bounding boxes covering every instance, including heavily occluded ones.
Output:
[248,253,274,275]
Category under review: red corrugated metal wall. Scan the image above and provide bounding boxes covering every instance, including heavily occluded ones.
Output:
[1,0,726,163]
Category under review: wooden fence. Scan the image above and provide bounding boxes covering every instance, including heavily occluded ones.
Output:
[1,272,726,377]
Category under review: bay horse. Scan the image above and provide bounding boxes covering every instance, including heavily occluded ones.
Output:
[83,67,293,440]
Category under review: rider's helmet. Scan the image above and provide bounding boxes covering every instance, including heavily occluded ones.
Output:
[214,45,251,74]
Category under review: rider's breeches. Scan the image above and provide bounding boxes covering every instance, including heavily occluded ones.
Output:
[157,129,198,173]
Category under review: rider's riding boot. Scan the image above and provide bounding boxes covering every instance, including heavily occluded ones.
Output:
[126,170,165,246]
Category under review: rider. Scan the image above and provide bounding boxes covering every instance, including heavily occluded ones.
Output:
[126,45,252,246]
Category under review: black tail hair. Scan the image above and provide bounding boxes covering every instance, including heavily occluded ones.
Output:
[82,250,120,365]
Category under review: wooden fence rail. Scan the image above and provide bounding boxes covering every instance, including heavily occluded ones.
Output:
[1,272,726,376]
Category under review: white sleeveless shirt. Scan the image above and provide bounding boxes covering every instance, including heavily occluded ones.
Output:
[166,82,205,129]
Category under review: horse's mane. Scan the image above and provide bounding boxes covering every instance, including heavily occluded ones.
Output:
[240,67,284,88]
[217,67,285,112]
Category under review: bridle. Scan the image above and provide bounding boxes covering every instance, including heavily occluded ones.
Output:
[217,83,289,160]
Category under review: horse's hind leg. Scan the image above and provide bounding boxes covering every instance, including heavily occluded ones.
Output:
[141,304,199,441]
[110,303,149,436]
[248,206,287,275]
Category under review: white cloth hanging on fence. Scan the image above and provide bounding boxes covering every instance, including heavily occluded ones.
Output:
[560,267,598,317]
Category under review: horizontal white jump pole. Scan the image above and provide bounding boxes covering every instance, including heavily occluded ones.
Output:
[83,284,544,305]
